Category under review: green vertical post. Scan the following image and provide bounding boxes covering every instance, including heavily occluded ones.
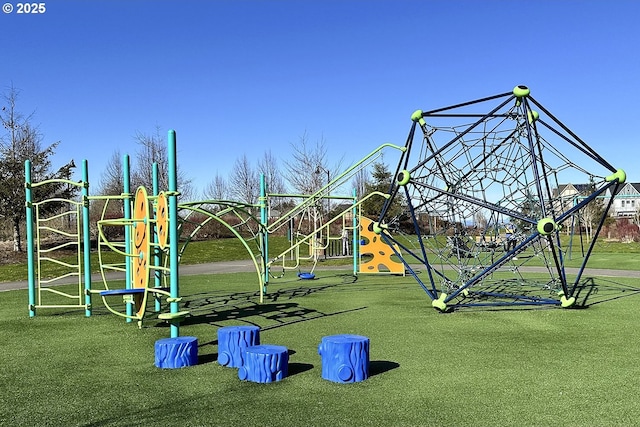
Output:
[152,163,161,312]
[260,174,268,296]
[123,154,133,321]
[168,130,180,338]
[82,160,92,317]
[25,160,36,317]
[352,188,358,276]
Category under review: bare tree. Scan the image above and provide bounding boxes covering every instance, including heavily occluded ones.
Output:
[131,126,195,201]
[258,150,286,195]
[202,173,229,200]
[97,149,125,196]
[90,150,127,232]
[0,86,77,251]
[283,131,328,195]
[132,126,167,191]
[230,154,259,205]
[351,167,369,199]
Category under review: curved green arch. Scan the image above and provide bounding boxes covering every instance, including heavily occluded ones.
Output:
[177,201,266,301]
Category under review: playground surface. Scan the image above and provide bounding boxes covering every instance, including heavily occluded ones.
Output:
[2,267,640,427]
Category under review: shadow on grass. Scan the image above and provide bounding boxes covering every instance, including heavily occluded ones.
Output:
[288,362,314,376]
[183,281,343,308]
[198,352,218,365]
[369,360,400,377]
[180,301,365,331]
[178,280,368,337]
[443,276,640,312]
[571,276,640,308]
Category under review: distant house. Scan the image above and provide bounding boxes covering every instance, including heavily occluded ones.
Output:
[554,182,640,219]
[553,183,593,213]
[609,182,640,218]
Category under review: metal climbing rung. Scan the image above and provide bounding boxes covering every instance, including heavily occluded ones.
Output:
[33,198,85,310]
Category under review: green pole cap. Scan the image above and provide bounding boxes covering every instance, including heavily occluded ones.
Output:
[560,295,576,308]
[397,170,410,186]
[606,169,626,184]
[432,293,447,311]
[528,110,539,123]
[411,109,426,126]
[373,222,383,234]
[513,85,530,98]
[537,217,557,235]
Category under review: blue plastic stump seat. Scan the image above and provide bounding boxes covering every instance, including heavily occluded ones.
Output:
[318,334,370,383]
[154,336,198,369]
[217,325,260,368]
[238,345,289,383]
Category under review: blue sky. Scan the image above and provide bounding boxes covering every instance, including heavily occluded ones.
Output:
[2,0,639,196]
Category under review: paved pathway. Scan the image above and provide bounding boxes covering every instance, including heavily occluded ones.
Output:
[1,261,639,293]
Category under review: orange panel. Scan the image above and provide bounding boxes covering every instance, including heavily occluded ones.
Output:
[358,217,405,275]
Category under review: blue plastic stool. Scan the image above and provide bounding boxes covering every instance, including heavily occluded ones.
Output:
[238,345,289,383]
[318,334,370,383]
[154,336,198,369]
[217,325,260,368]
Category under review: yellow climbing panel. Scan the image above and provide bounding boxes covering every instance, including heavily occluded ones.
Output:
[358,216,405,275]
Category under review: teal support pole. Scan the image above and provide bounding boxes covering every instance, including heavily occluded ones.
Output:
[352,188,358,276]
[82,160,92,317]
[123,154,133,321]
[25,160,36,317]
[168,130,180,338]
[152,163,161,312]
[260,174,269,294]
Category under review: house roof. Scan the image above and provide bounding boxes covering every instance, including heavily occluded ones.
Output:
[556,183,592,195]
[612,182,640,196]
[557,183,640,197]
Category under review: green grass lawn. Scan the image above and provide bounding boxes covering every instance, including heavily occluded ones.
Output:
[2,269,640,426]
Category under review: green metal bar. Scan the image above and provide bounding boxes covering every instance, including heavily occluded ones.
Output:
[38,257,80,269]
[352,188,358,276]
[25,160,36,317]
[168,130,180,338]
[35,304,90,309]
[39,274,82,286]
[82,160,92,317]
[87,194,129,201]
[123,154,133,321]
[260,174,268,295]
[153,163,161,312]
[268,192,359,199]
[29,178,85,188]
[34,198,82,210]
[36,240,78,251]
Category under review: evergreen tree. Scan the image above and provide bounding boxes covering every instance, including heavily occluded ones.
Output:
[0,86,77,251]
[360,162,405,221]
